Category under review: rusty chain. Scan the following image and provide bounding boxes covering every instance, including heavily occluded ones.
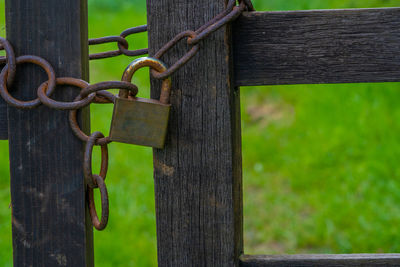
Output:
[0,0,254,231]
[85,131,109,231]
[152,0,253,80]
[89,25,148,60]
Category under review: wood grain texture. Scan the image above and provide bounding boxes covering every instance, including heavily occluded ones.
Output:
[0,99,6,139]
[240,254,400,266]
[5,0,93,266]
[233,8,400,86]
[147,0,243,266]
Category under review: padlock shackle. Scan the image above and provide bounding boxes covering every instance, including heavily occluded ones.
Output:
[121,57,172,104]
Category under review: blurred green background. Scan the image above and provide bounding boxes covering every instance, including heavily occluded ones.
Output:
[1,0,400,266]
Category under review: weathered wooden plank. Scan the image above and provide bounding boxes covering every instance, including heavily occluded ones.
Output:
[0,99,6,139]
[0,1,6,139]
[233,8,400,86]
[147,0,243,266]
[5,0,93,266]
[240,254,400,266]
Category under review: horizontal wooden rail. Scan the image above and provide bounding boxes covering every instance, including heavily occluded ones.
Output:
[240,254,400,266]
[233,8,400,86]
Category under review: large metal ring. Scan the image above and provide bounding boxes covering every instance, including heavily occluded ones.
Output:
[37,77,95,110]
[84,131,109,189]
[88,174,109,231]
[0,55,56,109]
[122,57,172,104]
[0,37,16,87]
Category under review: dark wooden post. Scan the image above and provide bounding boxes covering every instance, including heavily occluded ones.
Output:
[0,19,7,139]
[147,0,243,266]
[0,100,6,139]
[5,1,93,266]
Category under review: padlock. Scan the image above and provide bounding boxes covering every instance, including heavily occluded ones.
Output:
[109,57,172,148]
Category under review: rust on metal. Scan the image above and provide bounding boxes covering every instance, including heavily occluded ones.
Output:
[241,0,255,11]
[93,90,116,104]
[85,132,110,230]
[187,1,246,45]
[119,25,149,57]
[89,36,128,60]
[80,81,138,99]
[0,37,16,86]
[89,26,149,60]
[152,31,200,80]
[37,77,94,110]
[84,131,109,188]
[194,0,237,34]
[110,96,171,148]
[110,57,172,148]
[151,0,254,80]
[0,55,56,109]
[88,174,109,231]
[0,0,255,232]
[69,97,112,146]
[120,57,171,102]
[69,81,138,146]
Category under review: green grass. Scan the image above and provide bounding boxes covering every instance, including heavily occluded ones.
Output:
[1,0,400,266]
[242,83,400,254]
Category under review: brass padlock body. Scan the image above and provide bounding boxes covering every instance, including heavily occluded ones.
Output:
[109,97,171,148]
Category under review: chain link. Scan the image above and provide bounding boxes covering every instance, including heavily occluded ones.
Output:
[151,0,253,80]
[0,38,137,230]
[0,55,57,109]
[0,0,255,231]
[38,77,95,110]
[0,37,16,87]
[88,0,254,75]
[89,25,148,60]
[84,132,109,231]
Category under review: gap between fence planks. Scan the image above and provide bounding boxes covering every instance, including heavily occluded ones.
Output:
[233,8,400,86]
[5,0,93,266]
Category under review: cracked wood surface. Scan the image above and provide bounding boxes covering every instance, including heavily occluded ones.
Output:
[6,0,93,266]
[234,8,400,86]
[147,0,243,266]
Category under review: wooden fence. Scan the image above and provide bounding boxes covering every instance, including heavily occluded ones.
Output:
[1,0,400,266]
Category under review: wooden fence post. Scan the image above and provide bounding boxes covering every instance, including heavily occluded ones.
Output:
[0,16,7,139]
[5,0,93,266]
[0,100,6,139]
[147,0,243,266]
